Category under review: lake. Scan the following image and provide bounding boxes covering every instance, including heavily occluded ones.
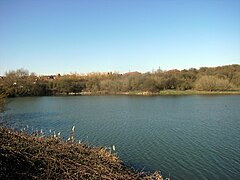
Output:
[3,95,240,179]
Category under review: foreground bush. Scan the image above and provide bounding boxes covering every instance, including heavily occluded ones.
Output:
[0,127,165,180]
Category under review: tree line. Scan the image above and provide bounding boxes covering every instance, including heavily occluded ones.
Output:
[0,64,240,97]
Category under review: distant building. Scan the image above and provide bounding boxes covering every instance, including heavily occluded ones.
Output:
[40,75,58,81]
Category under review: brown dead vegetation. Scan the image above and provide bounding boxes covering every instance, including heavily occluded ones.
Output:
[0,127,165,180]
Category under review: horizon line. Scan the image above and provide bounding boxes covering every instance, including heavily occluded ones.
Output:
[1,63,239,76]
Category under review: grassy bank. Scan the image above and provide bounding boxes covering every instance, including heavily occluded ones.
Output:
[80,90,240,96]
[0,127,166,179]
[158,90,240,96]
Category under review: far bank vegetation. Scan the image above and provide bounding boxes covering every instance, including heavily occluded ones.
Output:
[0,64,240,97]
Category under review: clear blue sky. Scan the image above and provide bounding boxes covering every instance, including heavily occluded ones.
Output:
[0,0,240,75]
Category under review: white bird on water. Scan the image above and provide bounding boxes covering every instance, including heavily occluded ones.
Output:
[112,145,116,151]
[72,126,75,132]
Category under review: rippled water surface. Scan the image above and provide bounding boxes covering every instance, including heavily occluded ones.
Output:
[3,95,240,179]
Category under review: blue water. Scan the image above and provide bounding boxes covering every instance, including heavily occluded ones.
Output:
[3,95,240,179]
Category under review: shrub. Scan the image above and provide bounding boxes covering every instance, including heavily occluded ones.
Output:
[195,75,232,91]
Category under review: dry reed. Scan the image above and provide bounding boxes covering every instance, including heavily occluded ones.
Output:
[0,126,166,180]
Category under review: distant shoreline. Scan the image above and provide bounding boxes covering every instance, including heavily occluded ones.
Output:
[5,90,240,98]
[73,90,240,96]
[2,65,240,98]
